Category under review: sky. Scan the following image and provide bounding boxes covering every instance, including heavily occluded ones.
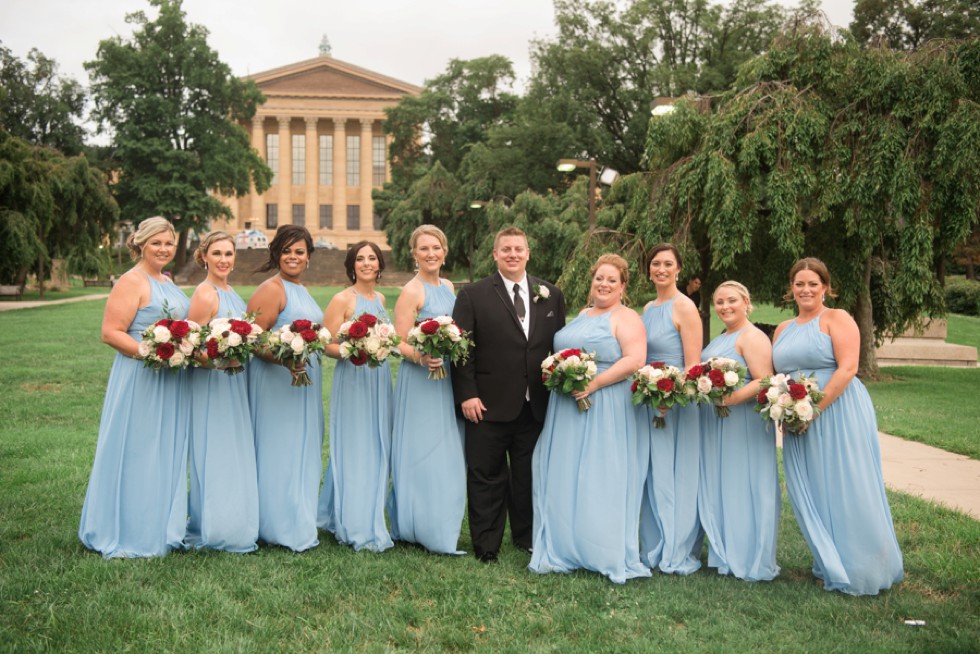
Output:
[2,0,856,94]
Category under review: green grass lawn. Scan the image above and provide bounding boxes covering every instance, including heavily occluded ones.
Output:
[1,300,978,652]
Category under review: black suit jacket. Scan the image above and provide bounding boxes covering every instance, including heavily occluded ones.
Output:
[451,273,566,423]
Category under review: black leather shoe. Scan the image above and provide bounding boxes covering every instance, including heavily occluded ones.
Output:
[515,543,533,555]
[476,551,498,563]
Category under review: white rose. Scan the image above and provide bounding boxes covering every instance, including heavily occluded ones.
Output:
[290,335,305,354]
[376,323,395,339]
[777,393,794,408]
[280,328,294,342]
[684,384,697,396]
[137,341,151,357]
[188,331,201,347]
[537,285,550,299]
[435,315,454,326]
[697,376,713,394]
[766,386,781,403]
[318,328,331,345]
[649,368,665,381]
[447,325,461,342]
[169,351,186,367]
[179,340,194,356]
[217,340,230,353]
[585,361,598,376]
[542,355,556,370]
[769,404,784,420]
[152,325,171,342]
[339,321,353,336]
[723,370,740,387]
[227,332,242,348]
[770,373,787,388]
[408,326,422,342]
[564,355,581,367]
[795,401,814,422]
[267,332,280,346]
[376,347,390,360]
[364,335,382,354]
[340,341,356,358]
[211,320,230,333]
[250,323,263,336]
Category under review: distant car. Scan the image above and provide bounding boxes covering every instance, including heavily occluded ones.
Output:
[235,230,268,249]
[314,238,339,250]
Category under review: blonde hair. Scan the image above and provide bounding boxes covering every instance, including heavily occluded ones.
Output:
[591,253,631,306]
[126,217,175,261]
[410,224,449,255]
[714,280,754,315]
[194,231,235,268]
[493,225,528,249]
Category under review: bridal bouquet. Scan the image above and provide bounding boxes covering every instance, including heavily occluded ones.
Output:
[755,372,825,435]
[265,319,332,386]
[406,315,473,380]
[541,348,598,411]
[137,311,203,372]
[336,312,401,368]
[686,357,747,417]
[202,314,263,375]
[631,362,690,428]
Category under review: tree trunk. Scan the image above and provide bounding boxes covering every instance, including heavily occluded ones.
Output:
[37,253,45,300]
[854,257,879,380]
[175,230,189,272]
[966,259,976,281]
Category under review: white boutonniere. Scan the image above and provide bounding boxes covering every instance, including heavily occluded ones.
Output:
[532,284,550,303]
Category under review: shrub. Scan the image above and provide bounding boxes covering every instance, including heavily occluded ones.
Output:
[945,278,980,316]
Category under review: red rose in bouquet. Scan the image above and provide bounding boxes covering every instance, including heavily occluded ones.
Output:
[358,313,378,327]
[789,383,808,400]
[631,363,689,428]
[347,321,369,339]
[292,319,312,331]
[420,319,440,335]
[168,320,191,339]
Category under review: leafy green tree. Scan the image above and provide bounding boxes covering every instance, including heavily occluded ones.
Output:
[0,42,86,156]
[0,129,118,293]
[85,0,271,268]
[594,19,980,376]
[851,0,980,49]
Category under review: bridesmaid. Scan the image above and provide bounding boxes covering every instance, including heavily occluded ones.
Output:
[697,281,780,581]
[637,243,703,575]
[529,254,650,583]
[185,231,259,553]
[247,225,323,552]
[317,241,394,552]
[79,217,190,558]
[772,258,903,595]
[387,225,466,554]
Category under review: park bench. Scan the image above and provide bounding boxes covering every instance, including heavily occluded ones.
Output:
[0,284,23,300]
[83,279,113,287]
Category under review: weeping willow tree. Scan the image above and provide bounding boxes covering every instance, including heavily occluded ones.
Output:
[579,17,979,377]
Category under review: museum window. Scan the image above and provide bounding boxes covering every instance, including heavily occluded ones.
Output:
[372,136,386,186]
[292,204,305,227]
[319,135,333,186]
[347,205,360,230]
[319,205,333,229]
[266,134,279,184]
[292,134,305,185]
[347,135,360,187]
[266,203,278,229]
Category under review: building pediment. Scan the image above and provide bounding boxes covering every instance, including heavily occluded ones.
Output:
[249,56,421,99]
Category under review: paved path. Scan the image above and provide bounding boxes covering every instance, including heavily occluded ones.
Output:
[4,292,979,520]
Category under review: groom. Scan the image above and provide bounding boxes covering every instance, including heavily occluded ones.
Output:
[452,226,565,562]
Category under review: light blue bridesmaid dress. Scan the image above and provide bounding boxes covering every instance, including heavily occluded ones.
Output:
[698,328,780,581]
[529,309,651,584]
[637,297,702,575]
[247,279,324,552]
[773,311,903,595]
[79,272,190,558]
[387,280,466,554]
[186,284,259,553]
[318,291,394,552]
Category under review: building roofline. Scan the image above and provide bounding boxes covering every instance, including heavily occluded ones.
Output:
[245,55,423,95]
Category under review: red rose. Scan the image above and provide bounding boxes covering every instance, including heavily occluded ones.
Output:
[350,350,368,366]
[206,338,220,359]
[300,328,318,343]
[560,348,581,359]
[358,313,378,327]
[347,321,369,339]
[542,374,549,382]
[656,378,675,393]
[156,342,175,360]
[631,380,639,393]
[789,383,808,400]
[652,361,666,368]
[292,319,312,331]
[708,368,725,387]
[230,320,252,337]
[169,320,190,338]
[155,318,172,327]
[757,390,769,405]
[686,365,703,380]
[420,319,440,335]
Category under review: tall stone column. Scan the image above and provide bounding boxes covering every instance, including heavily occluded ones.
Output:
[360,118,374,232]
[305,117,318,231]
[333,118,347,235]
[249,115,264,229]
[278,116,292,225]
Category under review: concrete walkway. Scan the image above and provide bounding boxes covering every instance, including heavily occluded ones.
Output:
[3,292,978,520]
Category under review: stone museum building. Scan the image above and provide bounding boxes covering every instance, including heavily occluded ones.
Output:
[215,44,420,249]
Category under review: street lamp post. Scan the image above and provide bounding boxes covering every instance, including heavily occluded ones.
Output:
[557,158,597,231]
